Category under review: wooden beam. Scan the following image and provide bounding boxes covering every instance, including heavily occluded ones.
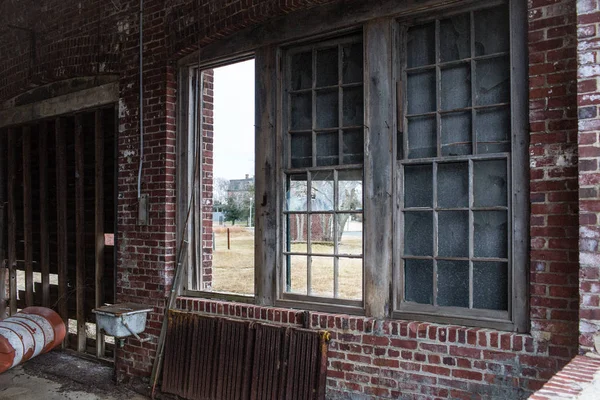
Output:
[0,132,6,319]
[94,109,106,358]
[39,122,50,307]
[7,129,17,316]
[55,118,68,341]
[22,125,34,307]
[74,114,86,353]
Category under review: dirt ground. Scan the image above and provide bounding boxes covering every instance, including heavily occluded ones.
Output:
[0,350,148,400]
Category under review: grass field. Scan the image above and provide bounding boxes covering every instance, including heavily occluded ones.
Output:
[211,226,363,299]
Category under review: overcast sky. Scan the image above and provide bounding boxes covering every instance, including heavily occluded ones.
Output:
[212,59,255,181]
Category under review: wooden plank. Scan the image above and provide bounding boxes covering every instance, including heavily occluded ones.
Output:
[0,132,6,319]
[7,129,17,316]
[363,20,394,319]
[39,122,50,307]
[22,125,34,307]
[254,45,278,305]
[94,110,106,358]
[55,118,69,343]
[74,114,86,353]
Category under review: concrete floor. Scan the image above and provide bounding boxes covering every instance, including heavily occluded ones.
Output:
[0,350,148,400]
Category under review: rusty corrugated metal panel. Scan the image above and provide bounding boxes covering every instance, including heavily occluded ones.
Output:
[250,323,286,400]
[284,328,329,400]
[213,318,252,400]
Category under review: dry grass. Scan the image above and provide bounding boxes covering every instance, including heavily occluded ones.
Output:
[211,229,363,299]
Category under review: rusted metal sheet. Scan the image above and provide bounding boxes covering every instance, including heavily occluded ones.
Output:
[161,311,329,400]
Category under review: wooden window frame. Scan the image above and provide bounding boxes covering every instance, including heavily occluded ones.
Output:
[176,0,528,331]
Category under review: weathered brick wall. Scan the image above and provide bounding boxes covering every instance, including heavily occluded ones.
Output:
[576,0,600,352]
[201,69,214,290]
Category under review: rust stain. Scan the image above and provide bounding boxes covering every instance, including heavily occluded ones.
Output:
[0,336,15,374]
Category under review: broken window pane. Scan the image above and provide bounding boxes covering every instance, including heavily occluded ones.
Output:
[475,57,510,106]
[441,112,472,156]
[437,260,469,308]
[437,162,468,208]
[343,86,364,127]
[473,262,508,310]
[475,6,509,56]
[474,211,508,258]
[337,214,362,255]
[440,13,471,62]
[342,42,363,84]
[438,211,469,257]
[291,51,312,90]
[407,116,436,159]
[311,171,334,211]
[317,47,339,87]
[311,256,334,297]
[404,259,433,304]
[441,64,471,110]
[316,132,338,166]
[474,159,508,207]
[316,89,339,128]
[407,70,436,114]
[290,132,312,168]
[287,213,308,253]
[404,211,433,256]
[338,257,363,300]
[404,164,433,208]
[287,255,308,294]
[290,92,312,130]
[407,23,435,68]
[338,170,363,211]
[475,107,510,153]
[342,129,364,164]
[286,173,308,211]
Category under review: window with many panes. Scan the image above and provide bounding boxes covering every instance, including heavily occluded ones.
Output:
[396,4,519,324]
[282,35,365,305]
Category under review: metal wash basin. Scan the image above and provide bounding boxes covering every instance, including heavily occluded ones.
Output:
[92,303,153,342]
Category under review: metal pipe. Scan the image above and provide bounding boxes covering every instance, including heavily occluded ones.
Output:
[137,0,144,199]
[0,307,66,374]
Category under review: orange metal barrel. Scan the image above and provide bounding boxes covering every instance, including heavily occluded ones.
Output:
[0,307,66,374]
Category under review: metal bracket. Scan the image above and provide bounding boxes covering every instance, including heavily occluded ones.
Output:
[121,315,150,342]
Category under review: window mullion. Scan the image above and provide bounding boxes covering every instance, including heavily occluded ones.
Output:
[468,158,474,309]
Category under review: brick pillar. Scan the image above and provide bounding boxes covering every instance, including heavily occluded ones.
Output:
[201,69,214,290]
[577,0,600,353]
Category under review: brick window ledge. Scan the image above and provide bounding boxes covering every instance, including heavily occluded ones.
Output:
[530,355,600,399]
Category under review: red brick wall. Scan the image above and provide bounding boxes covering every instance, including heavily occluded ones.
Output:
[201,69,215,290]
[577,0,600,352]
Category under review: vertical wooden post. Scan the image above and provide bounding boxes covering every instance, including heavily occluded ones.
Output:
[94,110,106,358]
[0,132,6,319]
[75,114,86,353]
[227,228,231,250]
[22,126,34,307]
[39,122,50,307]
[7,129,17,316]
[55,118,69,344]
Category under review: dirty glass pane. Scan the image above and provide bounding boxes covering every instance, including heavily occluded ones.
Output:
[316,47,339,87]
[404,164,433,208]
[291,51,312,90]
[474,211,508,258]
[479,142,511,153]
[397,130,404,160]
[474,6,509,56]
[404,211,433,256]
[407,70,436,114]
[316,132,338,166]
[311,171,334,211]
[290,92,312,130]
[286,173,308,211]
[437,260,469,308]
[475,107,510,153]
[407,116,436,159]
[438,211,469,257]
[475,57,510,106]
[338,257,363,300]
[441,112,472,156]
[342,129,364,164]
[316,89,338,129]
[286,213,308,253]
[404,259,433,304]
[440,13,471,62]
[287,255,307,294]
[311,256,334,297]
[290,132,312,168]
[342,42,363,84]
[310,215,335,253]
[437,162,468,208]
[338,170,363,211]
[407,23,435,68]
[441,64,471,110]
[474,159,508,207]
[473,262,508,310]
[337,214,362,255]
[343,86,364,127]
